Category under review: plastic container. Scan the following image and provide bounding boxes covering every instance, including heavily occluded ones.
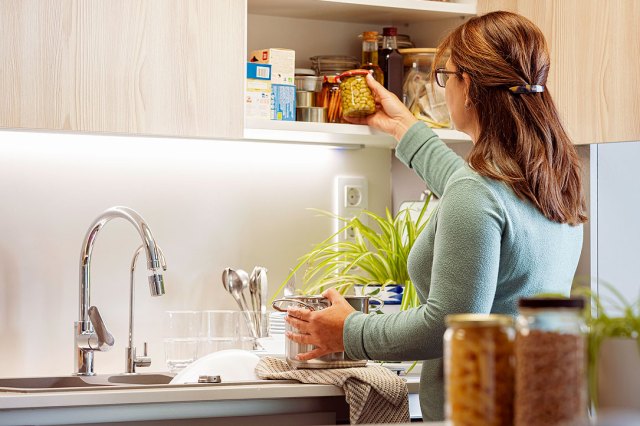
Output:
[317,75,342,123]
[515,298,588,426]
[338,69,376,118]
[398,48,451,128]
[444,314,515,426]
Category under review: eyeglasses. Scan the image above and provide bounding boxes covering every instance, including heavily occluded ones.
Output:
[434,68,462,88]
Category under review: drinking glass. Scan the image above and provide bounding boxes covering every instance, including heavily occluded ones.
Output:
[163,310,199,372]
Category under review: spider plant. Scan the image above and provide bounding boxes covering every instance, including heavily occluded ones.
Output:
[573,280,640,409]
[275,194,433,310]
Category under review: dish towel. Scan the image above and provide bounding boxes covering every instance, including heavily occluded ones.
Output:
[255,357,410,424]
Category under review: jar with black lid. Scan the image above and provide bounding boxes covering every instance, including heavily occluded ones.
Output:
[515,297,588,426]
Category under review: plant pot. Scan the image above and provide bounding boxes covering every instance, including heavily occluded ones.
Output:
[597,337,640,410]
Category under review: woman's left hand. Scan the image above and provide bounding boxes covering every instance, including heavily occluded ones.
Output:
[285,288,356,360]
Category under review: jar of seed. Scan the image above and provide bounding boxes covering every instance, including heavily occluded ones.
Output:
[338,69,376,118]
[515,297,588,426]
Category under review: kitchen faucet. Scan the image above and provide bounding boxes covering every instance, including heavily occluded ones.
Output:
[126,244,167,373]
[74,206,166,376]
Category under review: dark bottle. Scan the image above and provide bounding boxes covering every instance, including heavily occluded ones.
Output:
[379,27,404,100]
[361,31,384,86]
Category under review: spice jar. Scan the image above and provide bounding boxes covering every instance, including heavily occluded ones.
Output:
[338,69,376,118]
[515,297,588,426]
[444,314,515,426]
[317,76,342,123]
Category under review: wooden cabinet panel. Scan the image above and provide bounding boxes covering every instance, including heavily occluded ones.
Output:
[478,0,640,145]
[0,0,245,139]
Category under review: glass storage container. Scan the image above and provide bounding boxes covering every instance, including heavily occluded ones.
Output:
[398,48,451,128]
[515,297,588,426]
[316,75,343,123]
[444,314,515,426]
[338,69,376,118]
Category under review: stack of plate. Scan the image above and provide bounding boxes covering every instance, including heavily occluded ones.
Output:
[269,311,286,336]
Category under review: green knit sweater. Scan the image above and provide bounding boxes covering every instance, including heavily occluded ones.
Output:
[343,122,583,421]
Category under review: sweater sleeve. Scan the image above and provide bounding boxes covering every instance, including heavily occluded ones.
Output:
[343,177,505,361]
[395,122,466,198]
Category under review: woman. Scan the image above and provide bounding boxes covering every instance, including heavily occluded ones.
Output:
[285,11,586,421]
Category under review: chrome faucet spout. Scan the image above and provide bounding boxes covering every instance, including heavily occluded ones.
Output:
[127,244,167,373]
[75,206,165,376]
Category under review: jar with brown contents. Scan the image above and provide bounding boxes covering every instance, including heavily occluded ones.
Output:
[515,298,588,426]
[317,75,343,123]
[444,314,515,426]
[338,69,376,118]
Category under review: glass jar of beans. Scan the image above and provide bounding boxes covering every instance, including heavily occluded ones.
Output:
[444,314,515,426]
[338,69,376,118]
[515,297,588,426]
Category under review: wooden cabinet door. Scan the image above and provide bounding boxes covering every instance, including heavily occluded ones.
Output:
[0,0,245,139]
[477,0,640,145]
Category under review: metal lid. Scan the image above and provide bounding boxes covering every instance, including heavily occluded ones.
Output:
[518,297,585,309]
[446,313,514,327]
[338,69,371,80]
[362,31,379,41]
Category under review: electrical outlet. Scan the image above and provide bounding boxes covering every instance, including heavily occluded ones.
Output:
[334,176,368,242]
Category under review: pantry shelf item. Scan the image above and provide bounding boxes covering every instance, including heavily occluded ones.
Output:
[444,314,515,426]
[360,31,384,85]
[379,27,404,100]
[399,48,451,128]
[317,75,343,123]
[310,55,360,76]
[338,69,376,118]
[294,76,323,92]
[296,106,327,123]
[515,297,588,426]
[296,90,315,108]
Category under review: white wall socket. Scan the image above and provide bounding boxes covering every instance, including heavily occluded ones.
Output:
[334,176,368,242]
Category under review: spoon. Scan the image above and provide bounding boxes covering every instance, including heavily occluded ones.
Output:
[249,267,261,332]
[226,268,259,340]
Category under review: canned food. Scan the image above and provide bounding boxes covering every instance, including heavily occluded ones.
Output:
[338,69,376,118]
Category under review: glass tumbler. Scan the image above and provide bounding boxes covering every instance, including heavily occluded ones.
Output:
[163,310,200,372]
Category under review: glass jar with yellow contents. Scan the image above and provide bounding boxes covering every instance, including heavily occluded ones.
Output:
[444,314,515,426]
[338,69,376,118]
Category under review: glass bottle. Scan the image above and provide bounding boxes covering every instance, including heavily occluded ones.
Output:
[444,314,515,426]
[361,31,384,85]
[379,27,404,100]
[515,297,588,426]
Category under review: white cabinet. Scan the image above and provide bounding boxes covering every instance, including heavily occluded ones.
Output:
[245,0,477,147]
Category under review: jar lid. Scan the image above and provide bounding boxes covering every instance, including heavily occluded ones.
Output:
[362,31,378,41]
[518,297,585,309]
[323,75,340,84]
[445,313,514,327]
[295,68,316,76]
[338,69,371,80]
[382,27,398,36]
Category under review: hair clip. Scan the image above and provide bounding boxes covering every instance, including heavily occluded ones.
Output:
[509,84,545,94]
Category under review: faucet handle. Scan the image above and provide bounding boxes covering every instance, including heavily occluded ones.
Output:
[88,306,115,350]
[135,342,152,368]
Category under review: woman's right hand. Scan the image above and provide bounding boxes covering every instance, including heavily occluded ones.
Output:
[345,73,419,142]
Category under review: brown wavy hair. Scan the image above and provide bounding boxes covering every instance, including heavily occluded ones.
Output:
[434,11,587,225]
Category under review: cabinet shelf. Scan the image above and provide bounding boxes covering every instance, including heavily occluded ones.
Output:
[244,118,471,147]
[248,0,476,24]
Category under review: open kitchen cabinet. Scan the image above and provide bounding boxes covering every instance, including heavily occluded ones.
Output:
[245,0,478,148]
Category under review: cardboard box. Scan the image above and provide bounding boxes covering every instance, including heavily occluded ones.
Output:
[247,62,271,81]
[249,48,295,85]
[246,63,272,120]
[271,84,296,121]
